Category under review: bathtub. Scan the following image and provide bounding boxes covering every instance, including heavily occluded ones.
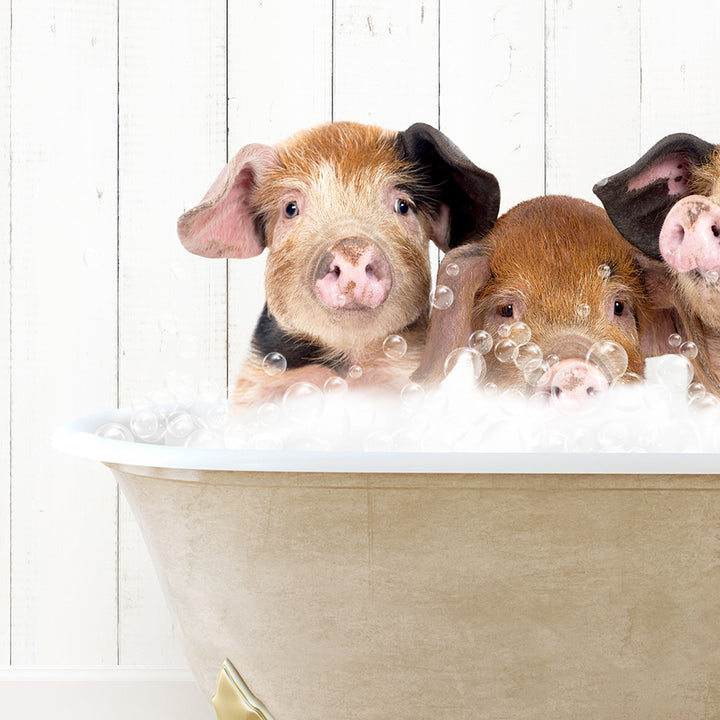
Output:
[54,408,720,719]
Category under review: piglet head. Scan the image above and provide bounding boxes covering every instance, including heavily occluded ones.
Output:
[178,121,499,358]
[415,196,677,409]
[594,134,720,332]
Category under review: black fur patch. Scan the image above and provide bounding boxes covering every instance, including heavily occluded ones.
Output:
[250,305,342,371]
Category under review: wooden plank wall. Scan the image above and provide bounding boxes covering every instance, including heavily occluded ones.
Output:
[2,0,719,677]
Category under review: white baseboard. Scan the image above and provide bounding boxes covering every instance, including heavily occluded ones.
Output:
[0,667,216,720]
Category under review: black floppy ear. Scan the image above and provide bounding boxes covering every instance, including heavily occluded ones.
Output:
[593,133,716,260]
[399,123,500,251]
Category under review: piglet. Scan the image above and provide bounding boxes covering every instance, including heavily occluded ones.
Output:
[178,122,500,408]
[413,195,677,409]
[594,134,720,392]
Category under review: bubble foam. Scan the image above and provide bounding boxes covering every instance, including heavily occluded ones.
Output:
[97,354,720,454]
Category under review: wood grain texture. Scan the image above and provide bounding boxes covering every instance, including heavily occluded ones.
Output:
[9,0,118,664]
[0,0,10,666]
[546,0,642,201]
[640,0,720,146]
[440,0,545,214]
[117,0,228,666]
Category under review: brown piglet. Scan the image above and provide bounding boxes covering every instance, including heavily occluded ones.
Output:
[594,134,720,393]
[178,122,499,409]
[413,195,679,408]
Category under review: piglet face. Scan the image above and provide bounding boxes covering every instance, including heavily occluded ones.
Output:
[473,198,647,396]
[415,196,672,408]
[254,129,439,354]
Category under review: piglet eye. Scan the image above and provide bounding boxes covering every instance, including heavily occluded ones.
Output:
[284,201,299,218]
[394,198,411,215]
[499,304,514,318]
[614,300,625,316]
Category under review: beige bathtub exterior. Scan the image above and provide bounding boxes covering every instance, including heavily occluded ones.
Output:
[108,464,720,720]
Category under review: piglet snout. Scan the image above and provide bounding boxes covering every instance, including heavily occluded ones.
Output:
[315,239,392,310]
[547,359,610,411]
[659,195,720,275]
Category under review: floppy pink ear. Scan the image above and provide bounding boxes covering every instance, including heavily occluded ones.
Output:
[412,244,491,386]
[177,143,280,259]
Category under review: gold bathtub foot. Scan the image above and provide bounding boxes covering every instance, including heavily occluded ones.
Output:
[212,659,276,720]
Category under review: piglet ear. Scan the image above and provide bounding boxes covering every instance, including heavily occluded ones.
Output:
[400,123,500,251]
[412,244,491,386]
[177,143,280,259]
[593,133,715,261]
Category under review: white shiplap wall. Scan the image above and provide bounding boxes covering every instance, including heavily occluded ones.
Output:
[2,0,719,717]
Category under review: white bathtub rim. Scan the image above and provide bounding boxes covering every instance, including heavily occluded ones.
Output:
[52,408,720,475]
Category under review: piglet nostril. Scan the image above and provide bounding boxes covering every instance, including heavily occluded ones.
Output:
[713,225,720,239]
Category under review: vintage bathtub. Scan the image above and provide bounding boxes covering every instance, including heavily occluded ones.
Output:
[54,408,720,719]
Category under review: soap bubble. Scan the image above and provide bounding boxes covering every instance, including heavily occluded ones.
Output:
[524,360,551,387]
[508,322,531,346]
[400,382,425,408]
[96,422,134,442]
[576,303,591,319]
[148,389,178,417]
[468,329,492,355]
[668,333,682,348]
[497,323,511,339]
[130,407,164,441]
[689,393,720,412]
[257,402,282,428]
[382,334,407,360]
[431,284,454,310]
[514,342,542,371]
[324,376,349,395]
[445,262,460,277]
[282,382,324,422]
[680,341,698,360]
[586,340,628,381]
[653,354,693,390]
[165,412,195,441]
[165,371,196,405]
[443,347,486,382]
[545,353,560,368]
[205,402,229,431]
[348,364,363,379]
[612,371,643,387]
[704,270,719,284]
[597,264,611,279]
[262,352,287,376]
[184,428,220,449]
[494,338,518,364]
[688,382,706,400]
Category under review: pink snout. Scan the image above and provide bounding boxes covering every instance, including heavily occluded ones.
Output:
[315,239,392,310]
[659,195,720,275]
[546,359,610,411]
